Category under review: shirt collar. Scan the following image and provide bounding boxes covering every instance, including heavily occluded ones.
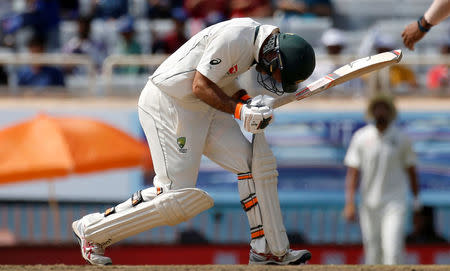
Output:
[253,24,279,63]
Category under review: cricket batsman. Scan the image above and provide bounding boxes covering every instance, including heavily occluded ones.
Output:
[72,17,316,265]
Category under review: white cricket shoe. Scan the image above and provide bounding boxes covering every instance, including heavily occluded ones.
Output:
[72,219,112,266]
[249,249,311,265]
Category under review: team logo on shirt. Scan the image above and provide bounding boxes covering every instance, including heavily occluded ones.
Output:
[177,137,187,153]
[210,58,222,65]
[227,64,238,75]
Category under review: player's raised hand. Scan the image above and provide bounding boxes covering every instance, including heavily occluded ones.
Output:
[235,95,274,134]
[402,17,431,50]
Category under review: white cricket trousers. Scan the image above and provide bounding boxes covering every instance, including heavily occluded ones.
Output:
[138,80,253,190]
[359,201,407,264]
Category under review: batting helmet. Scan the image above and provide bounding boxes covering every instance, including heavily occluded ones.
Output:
[279,33,316,93]
[257,33,315,95]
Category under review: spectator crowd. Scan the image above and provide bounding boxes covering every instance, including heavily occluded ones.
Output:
[0,0,333,89]
[0,0,447,93]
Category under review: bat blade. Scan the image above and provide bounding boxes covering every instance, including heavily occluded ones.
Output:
[273,49,402,109]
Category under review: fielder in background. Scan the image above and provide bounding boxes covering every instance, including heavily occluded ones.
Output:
[343,95,421,265]
[401,0,450,50]
[72,17,316,265]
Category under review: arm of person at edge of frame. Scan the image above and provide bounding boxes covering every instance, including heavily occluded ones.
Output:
[402,0,450,50]
[423,0,450,26]
[343,167,360,222]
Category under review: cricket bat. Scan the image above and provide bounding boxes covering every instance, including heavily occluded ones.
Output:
[273,49,403,109]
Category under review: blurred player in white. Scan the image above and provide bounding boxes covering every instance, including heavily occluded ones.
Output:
[343,95,421,264]
[402,0,450,50]
[72,17,316,265]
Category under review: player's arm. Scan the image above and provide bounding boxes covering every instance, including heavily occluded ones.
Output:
[193,71,273,133]
[231,89,252,103]
[193,31,245,115]
[424,0,450,25]
[194,30,273,133]
[407,166,420,198]
[343,133,361,222]
[192,71,239,115]
[344,166,359,221]
[403,136,421,210]
[402,0,450,50]
[407,165,422,212]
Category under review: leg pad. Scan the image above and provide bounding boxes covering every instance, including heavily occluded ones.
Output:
[83,188,214,246]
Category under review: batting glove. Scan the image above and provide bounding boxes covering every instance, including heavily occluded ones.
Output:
[234,95,274,134]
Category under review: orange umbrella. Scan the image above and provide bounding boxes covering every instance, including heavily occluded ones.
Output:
[0,114,151,184]
[0,114,151,243]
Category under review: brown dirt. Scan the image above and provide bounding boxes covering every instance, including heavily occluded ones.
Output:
[0,265,448,271]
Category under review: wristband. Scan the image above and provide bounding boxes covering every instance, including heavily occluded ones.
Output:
[234,103,243,119]
[234,89,252,103]
[239,94,252,103]
[417,16,431,33]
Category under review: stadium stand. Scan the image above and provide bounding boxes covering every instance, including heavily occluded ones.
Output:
[0,0,447,97]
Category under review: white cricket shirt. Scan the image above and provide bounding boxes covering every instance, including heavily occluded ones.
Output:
[344,124,416,208]
[148,18,278,100]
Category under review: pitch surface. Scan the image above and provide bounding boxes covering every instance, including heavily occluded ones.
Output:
[0,265,448,271]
